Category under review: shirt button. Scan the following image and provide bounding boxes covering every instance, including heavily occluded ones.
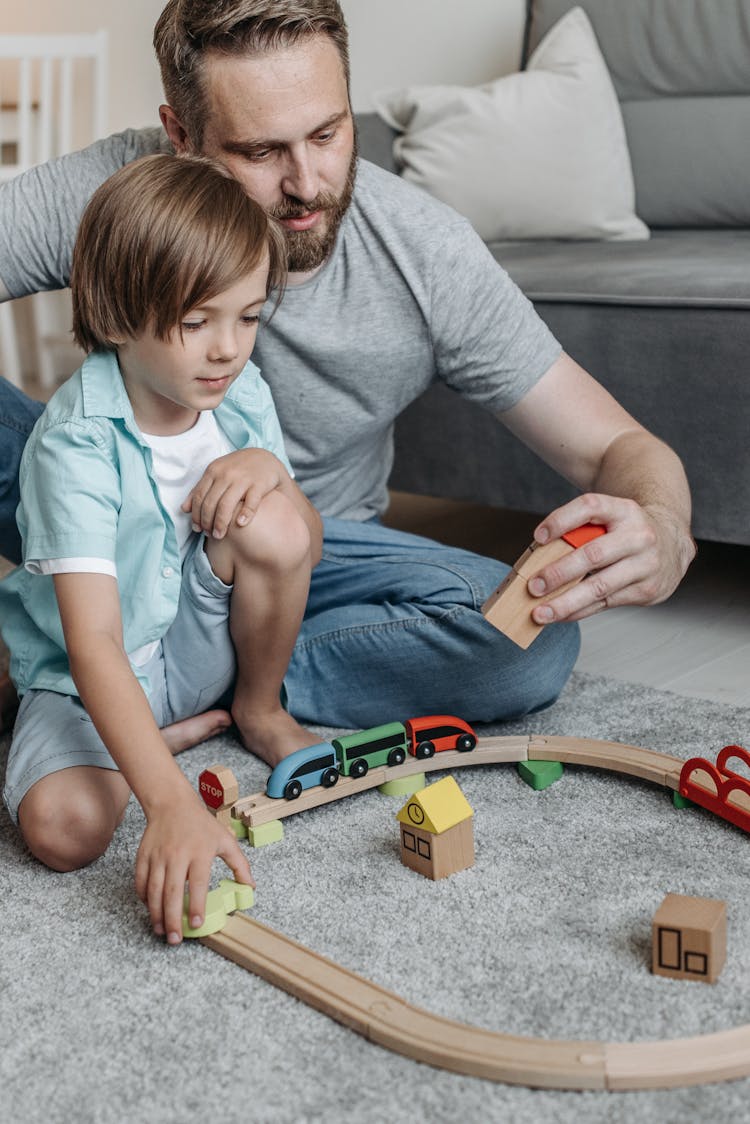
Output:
[162,566,174,578]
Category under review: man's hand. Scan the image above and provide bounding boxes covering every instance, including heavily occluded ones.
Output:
[527,494,696,624]
[181,449,289,540]
[134,788,254,946]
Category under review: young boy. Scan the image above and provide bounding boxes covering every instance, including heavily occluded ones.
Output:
[0,154,323,945]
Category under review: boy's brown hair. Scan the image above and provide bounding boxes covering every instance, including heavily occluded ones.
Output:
[71,153,286,352]
[153,0,350,146]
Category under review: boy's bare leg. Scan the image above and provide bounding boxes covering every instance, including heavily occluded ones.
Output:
[18,766,131,871]
[206,489,316,768]
[162,708,232,755]
[2,677,229,753]
[1,667,228,751]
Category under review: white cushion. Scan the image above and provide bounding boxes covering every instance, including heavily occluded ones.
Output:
[372,7,649,242]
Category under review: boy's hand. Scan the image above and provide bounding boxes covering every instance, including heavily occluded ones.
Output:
[134,788,254,946]
[181,449,289,540]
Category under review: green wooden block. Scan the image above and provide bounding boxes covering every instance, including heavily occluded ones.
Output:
[517,759,564,791]
[672,790,695,809]
[247,819,284,847]
[378,773,426,797]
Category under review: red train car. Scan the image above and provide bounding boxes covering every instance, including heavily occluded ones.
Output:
[405,715,477,759]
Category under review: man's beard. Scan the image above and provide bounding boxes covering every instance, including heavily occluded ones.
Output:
[270,143,358,272]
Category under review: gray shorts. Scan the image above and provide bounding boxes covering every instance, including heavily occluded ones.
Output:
[3,536,235,823]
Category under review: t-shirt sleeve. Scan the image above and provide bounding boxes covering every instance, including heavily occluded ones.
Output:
[428,218,562,412]
[0,127,168,298]
[21,421,122,565]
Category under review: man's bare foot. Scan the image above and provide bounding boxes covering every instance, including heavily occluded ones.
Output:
[0,673,18,736]
[232,705,317,768]
[161,709,232,756]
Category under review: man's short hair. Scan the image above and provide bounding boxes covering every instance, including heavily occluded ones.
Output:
[154,0,350,147]
[71,153,286,353]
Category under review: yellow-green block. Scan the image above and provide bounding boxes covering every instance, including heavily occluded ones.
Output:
[182,878,255,938]
[247,819,284,847]
[230,816,248,839]
[378,773,426,797]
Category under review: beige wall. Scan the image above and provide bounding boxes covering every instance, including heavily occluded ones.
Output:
[345,0,526,109]
[0,0,526,134]
[0,0,164,132]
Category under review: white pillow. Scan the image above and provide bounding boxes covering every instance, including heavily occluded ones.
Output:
[372,7,649,242]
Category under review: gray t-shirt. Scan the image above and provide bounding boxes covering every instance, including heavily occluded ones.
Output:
[0,128,561,520]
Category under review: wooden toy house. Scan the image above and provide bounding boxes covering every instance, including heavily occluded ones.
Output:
[396,775,474,880]
[652,893,727,984]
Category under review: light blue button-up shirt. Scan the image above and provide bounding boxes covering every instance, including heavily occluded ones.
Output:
[0,350,293,698]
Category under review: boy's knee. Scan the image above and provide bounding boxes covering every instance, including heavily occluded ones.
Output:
[231,490,311,570]
[18,784,119,872]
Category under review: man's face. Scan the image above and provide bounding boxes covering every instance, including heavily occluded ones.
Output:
[185,35,356,274]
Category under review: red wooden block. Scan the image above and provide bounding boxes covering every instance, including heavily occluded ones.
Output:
[561,523,606,549]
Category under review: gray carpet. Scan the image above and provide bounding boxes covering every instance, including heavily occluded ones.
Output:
[3,671,750,1124]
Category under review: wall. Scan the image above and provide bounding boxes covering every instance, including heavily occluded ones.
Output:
[0,1,527,378]
[0,0,164,132]
[0,0,526,133]
[345,0,527,110]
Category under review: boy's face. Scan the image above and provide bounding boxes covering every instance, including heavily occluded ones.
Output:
[161,35,356,275]
[117,262,269,435]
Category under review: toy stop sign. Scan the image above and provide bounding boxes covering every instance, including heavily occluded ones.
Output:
[199,765,239,810]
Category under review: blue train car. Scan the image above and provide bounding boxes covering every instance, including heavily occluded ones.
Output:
[266,742,339,800]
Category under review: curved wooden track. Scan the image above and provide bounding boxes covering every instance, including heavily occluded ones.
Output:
[203,735,750,1091]
[230,734,684,827]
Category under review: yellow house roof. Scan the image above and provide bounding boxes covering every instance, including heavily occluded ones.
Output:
[396,775,473,835]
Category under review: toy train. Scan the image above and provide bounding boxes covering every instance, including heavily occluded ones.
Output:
[267,715,477,801]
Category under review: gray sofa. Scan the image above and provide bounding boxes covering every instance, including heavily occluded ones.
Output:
[365,0,750,545]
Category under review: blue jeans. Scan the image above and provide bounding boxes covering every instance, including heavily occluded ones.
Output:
[0,378,43,563]
[286,517,580,728]
[0,377,579,728]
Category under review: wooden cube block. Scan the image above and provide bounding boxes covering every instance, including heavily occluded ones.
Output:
[652,893,727,983]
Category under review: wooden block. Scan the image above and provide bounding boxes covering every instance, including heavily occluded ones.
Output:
[482,569,544,649]
[247,820,284,847]
[512,538,573,580]
[481,526,608,648]
[652,893,726,984]
[481,539,577,649]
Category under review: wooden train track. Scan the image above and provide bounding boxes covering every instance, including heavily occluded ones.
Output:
[202,734,750,1091]
[230,734,684,827]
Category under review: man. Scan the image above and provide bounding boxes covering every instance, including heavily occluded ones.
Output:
[0,0,695,734]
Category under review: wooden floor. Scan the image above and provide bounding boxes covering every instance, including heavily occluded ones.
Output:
[384,492,750,707]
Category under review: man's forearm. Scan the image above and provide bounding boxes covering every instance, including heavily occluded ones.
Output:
[595,428,693,538]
